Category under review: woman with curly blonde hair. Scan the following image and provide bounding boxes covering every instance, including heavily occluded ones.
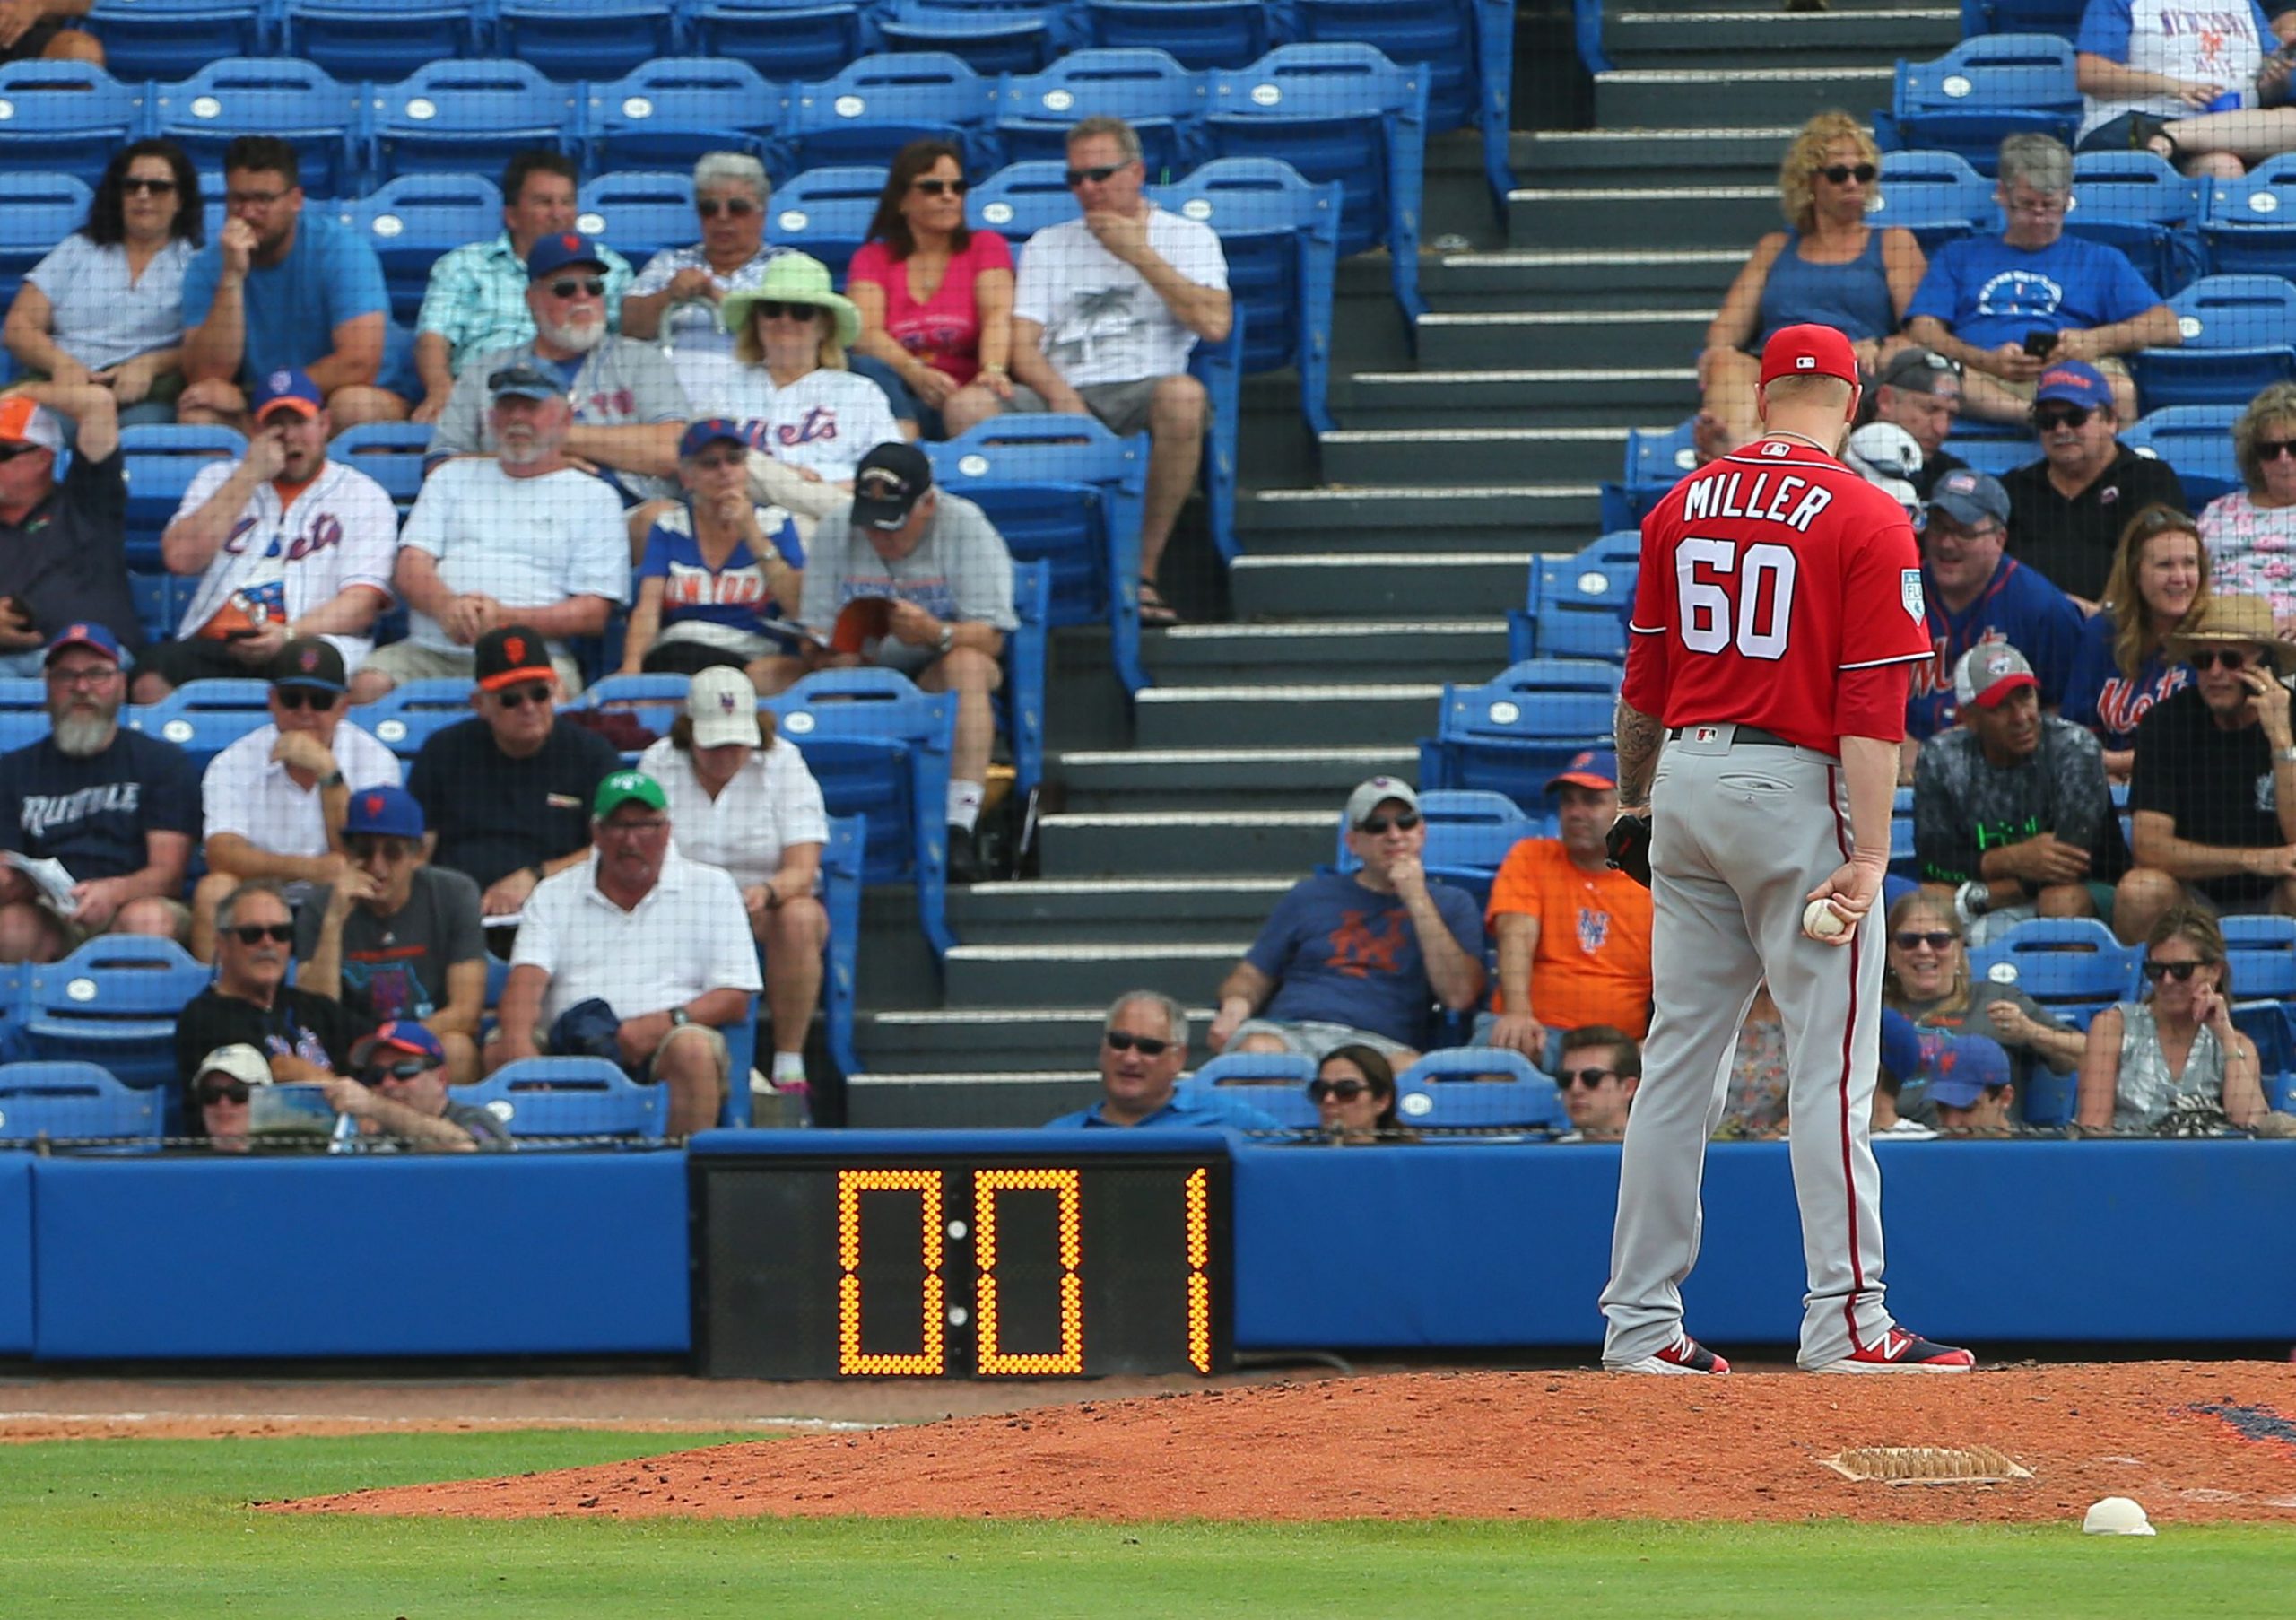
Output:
[2198,381,2296,637]
[1693,111,1926,460]
[2064,503,2209,780]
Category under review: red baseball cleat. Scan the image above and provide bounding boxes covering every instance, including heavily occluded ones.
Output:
[1811,1327,1975,1373]
[1612,1335,1730,1375]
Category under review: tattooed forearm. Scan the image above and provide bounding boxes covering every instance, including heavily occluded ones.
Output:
[1613,699,1664,810]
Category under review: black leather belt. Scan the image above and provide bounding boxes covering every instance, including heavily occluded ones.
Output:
[1668,724,1794,746]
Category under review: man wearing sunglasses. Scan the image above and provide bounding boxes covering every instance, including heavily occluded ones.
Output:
[621,152,787,367]
[192,638,399,961]
[0,385,139,677]
[1999,361,2188,605]
[175,879,369,1117]
[2116,595,2296,942]
[1046,991,1279,1130]
[317,1023,509,1153]
[1552,1026,1642,1145]
[1208,778,1486,1067]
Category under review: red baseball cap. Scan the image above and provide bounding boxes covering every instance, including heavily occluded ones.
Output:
[1759,323,1861,388]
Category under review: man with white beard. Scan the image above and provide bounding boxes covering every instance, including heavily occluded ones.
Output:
[0,623,200,961]
[351,368,628,702]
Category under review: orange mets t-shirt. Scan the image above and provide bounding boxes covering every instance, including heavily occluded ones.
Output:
[1483,838,1654,1036]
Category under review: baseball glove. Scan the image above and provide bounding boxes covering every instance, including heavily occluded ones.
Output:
[1605,814,1653,889]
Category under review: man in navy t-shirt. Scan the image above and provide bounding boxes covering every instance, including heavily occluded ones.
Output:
[0,623,200,962]
[1904,133,2179,427]
[1207,777,1487,1064]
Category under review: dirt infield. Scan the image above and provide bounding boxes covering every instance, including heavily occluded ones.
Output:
[274,1361,2296,1525]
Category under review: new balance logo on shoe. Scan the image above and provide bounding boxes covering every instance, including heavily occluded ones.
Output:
[1812,1328,1975,1373]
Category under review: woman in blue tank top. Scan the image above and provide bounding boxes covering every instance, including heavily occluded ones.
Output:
[1694,111,1928,461]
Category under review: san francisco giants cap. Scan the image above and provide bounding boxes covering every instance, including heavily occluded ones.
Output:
[1952,642,2038,710]
[1759,323,1860,388]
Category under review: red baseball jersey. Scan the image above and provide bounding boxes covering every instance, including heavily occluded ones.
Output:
[1621,437,1928,753]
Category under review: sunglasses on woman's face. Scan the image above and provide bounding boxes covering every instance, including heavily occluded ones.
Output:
[2256,439,2296,461]
[1819,162,1877,184]
[200,1080,251,1107]
[696,197,757,218]
[123,176,178,196]
[2142,959,2202,983]
[912,177,968,196]
[1892,930,1956,952]
[1104,1030,1170,1057]
[1309,1078,1370,1102]
[752,301,819,323]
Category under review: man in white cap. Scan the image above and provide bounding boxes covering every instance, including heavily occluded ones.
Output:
[1206,776,1485,1065]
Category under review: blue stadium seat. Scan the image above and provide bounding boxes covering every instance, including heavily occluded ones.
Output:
[154,57,363,204]
[462,1058,666,1143]
[1004,558,1050,799]
[926,414,1151,697]
[995,48,1206,176]
[1936,434,2030,477]
[766,666,957,958]
[0,171,92,313]
[577,170,694,264]
[497,0,683,80]
[340,173,504,326]
[1534,558,1634,663]
[1396,1050,1565,1130]
[1966,918,2138,1031]
[877,0,1077,75]
[1203,44,1428,321]
[127,570,193,647]
[2218,914,2296,1002]
[0,63,147,187]
[1577,529,1642,567]
[87,0,270,81]
[326,419,435,510]
[1869,148,1995,251]
[2200,156,2296,278]
[1613,418,1700,528]
[2065,151,2204,295]
[277,0,483,81]
[966,158,1083,240]
[1959,0,2083,39]
[1418,659,1618,808]
[582,57,782,179]
[1888,35,2081,174]
[347,678,473,759]
[370,60,581,186]
[580,672,691,751]
[820,812,865,1077]
[2120,405,2242,503]
[762,165,890,280]
[781,52,998,175]
[684,0,875,85]
[1179,1057,1318,1128]
[19,937,213,1093]
[126,678,274,771]
[1290,0,1476,131]
[2131,275,2296,412]
[1150,157,1341,435]
[1082,0,1277,71]
[0,1061,166,1145]
[1189,309,1244,562]
[0,678,44,710]
[120,424,246,571]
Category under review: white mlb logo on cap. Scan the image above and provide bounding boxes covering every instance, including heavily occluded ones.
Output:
[1796,355,1816,370]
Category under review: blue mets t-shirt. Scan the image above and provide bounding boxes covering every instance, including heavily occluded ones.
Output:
[1246,871,1485,1048]
[1906,233,2161,353]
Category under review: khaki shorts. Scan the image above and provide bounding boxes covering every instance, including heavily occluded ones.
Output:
[362,640,587,698]
[514,1019,732,1090]
[1006,377,1172,438]
[48,898,194,954]
[1987,354,2133,405]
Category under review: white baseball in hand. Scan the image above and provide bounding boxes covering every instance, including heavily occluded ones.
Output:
[1802,899,1848,940]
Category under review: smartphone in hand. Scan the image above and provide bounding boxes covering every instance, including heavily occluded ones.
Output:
[2022,329,2060,360]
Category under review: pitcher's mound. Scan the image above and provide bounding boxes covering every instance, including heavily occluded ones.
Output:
[278,1360,2296,1525]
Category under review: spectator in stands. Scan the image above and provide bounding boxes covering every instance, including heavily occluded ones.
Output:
[1904,134,2179,427]
[639,666,829,1099]
[849,140,1016,443]
[1719,983,1788,1138]
[2197,381,2296,633]
[2065,503,2206,780]
[0,623,196,962]
[404,624,622,921]
[177,136,408,430]
[1845,420,1926,517]
[4,138,198,427]
[618,419,806,678]
[620,153,787,392]
[790,443,1015,882]
[1905,468,2086,753]
[294,786,485,1085]
[0,386,137,673]
[2076,0,2296,177]
[1475,748,1654,1064]
[1003,115,1231,627]
[1046,990,1281,1129]
[1881,891,2084,1099]
[1552,1024,1640,1144]
[1915,643,2129,943]
[429,231,688,525]
[191,1042,271,1153]
[175,880,367,1111]
[1311,1045,1405,1145]
[1871,1018,1939,1139]
[1693,111,1926,460]
[2116,595,2296,940]
[491,770,764,1137]
[1926,1033,2019,1136]
[1210,777,1485,1066]
[193,637,399,959]
[352,366,627,702]
[413,152,635,422]
[321,1022,509,1152]
[2000,361,2187,605]
[131,368,396,700]
[1867,347,1967,497]
[2076,906,2269,1132]
[0,1,100,62]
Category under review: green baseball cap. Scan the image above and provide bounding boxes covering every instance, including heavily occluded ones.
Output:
[593,770,667,819]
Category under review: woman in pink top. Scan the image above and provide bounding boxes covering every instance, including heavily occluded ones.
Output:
[847,140,1014,440]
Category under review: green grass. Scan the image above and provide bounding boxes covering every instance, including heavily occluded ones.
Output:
[0,1431,2291,1617]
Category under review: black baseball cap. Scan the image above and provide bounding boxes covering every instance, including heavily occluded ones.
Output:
[473,623,554,692]
[849,441,934,532]
[270,637,346,692]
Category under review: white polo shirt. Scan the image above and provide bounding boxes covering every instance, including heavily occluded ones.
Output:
[637,736,829,890]
[201,721,403,855]
[511,847,763,1027]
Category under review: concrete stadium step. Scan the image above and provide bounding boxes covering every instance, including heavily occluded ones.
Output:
[1606,6,1958,67]
[1509,127,1796,191]
[1341,368,1694,429]
[1320,425,1636,486]
[1423,249,1741,312]
[1507,185,1779,251]
[1037,809,1339,876]
[857,1006,1187,1073]
[1239,485,1601,554]
[949,877,1293,945]
[1135,683,1442,749]
[1594,65,1897,129]
[1416,308,1709,371]
[944,942,1242,1006]
[845,1071,1104,1128]
[1228,551,1531,618]
[1146,621,1507,685]
[1054,745,1419,812]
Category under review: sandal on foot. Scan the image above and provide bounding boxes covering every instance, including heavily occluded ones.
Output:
[1137,578,1180,626]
